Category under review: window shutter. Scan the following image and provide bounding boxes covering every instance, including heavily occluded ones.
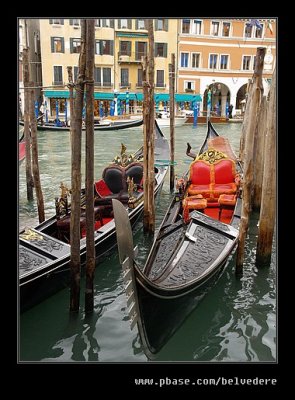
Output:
[127,19,132,29]
[51,37,54,52]
[155,19,158,30]
[164,43,167,57]
[154,43,157,57]
[61,38,65,53]
[118,20,121,29]
[69,19,73,25]
[110,19,114,28]
[135,41,139,57]
[49,19,53,24]
[70,38,73,53]
[60,19,64,25]
[102,19,106,27]
[127,41,131,56]
[164,19,168,31]
[135,20,138,30]
[110,41,113,55]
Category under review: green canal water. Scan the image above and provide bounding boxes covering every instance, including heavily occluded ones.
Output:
[18,123,276,363]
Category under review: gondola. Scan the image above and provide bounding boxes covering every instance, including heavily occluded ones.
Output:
[19,129,25,165]
[112,121,243,358]
[19,121,169,312]
[19,118,143,131]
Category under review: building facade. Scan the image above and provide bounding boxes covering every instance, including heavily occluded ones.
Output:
[177,18,276,117]
[19,18,42,117]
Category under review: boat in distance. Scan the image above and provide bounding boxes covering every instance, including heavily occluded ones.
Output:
[19,117,143,131]
[113,121,242,357]
[19,121,169,312]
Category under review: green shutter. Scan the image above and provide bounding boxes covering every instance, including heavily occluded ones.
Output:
[49,19,53,24]
[60,19,64,25]
[110,19,114,28]
[164,19,168,31]
[164,43,167,57]
[102,19,106,27]
[155,19,158,30]
[69,19,73,25]
[110,41,113,55]
[51,37,54,52]
[118,20,121,29]
[154,43,157,57]
[70,38,73,53]
[127,41,131,56]
[135,41,139,58]
[127,19,132,29]
[135,19,138,30]
[61,38,65,53]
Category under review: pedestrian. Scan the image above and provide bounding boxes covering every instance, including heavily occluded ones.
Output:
[39,103,45,125]
[228,104,233,119]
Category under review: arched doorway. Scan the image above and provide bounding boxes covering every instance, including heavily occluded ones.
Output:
[203,82,230,117]
[236,84,247,112]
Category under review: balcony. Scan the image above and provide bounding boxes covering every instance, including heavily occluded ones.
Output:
[118,51,147,63]
[185,88,194,93]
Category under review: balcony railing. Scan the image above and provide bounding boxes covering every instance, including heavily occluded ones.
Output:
[119,82,131,88]
[52,81,64,86]
[117,51,147,63]
[94,82,113,88]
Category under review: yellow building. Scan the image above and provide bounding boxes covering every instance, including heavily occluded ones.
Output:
[177,18,276,117]
[39,18,180,120]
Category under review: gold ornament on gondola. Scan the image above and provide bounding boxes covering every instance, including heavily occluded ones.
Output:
[197,148,228,164]
[113,143,136,167]
[20,228,43,241]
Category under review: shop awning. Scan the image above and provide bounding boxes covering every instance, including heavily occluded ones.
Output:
[44,90,70,98]
[175,94,202,102]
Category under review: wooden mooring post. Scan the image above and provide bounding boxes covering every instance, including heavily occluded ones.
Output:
[70,19,86,312]
[236,47,266,274]
[84,19,95,313]
[29,82,45,223]
[169,53,175,191]
[23,48,34,201]
[67,66,75,146]
[143,19,155,233]
[256,69,276,266]
[253,96,267,210]
[239,78,252,163]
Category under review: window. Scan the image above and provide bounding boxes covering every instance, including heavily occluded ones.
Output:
[120,41,131,56]
[69,19,80,26]
[220,54,229,70]
[185,81,195,91]
[255,23,263,38]
[94,67,101,85]
[53,66,63,85]
[192,20,202,34]
[155,19,168,31]
[74,66,79,82]
[180,52,189,68]
[182,19,190,34]
[50,98,66,116]
[120,68,129,86]
[156,70,165,87]
[222,22,230,37]
[94,67,112,86]
[155,42,167,57]
[135,41,147,60]
[253,56,257,70]
[245,23,252,38]
[51,37,64,53]
[70,38,81,53]
[242,56,251,70]
[102,19,114,28]
[49,19,64,25]
[95,19,101,27]
[118,19,131,29]
[136,19,146,30]
[95,40,113,55]
[192,53,200,68]
[103,68,111,86]
[137,69,143,86]
[209,54,218,69]
[211,21,220,36]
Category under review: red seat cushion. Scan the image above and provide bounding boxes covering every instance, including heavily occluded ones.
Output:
[190,161,211,185]
[218,194,237,206]
[187,183,212,197]
[214,160,235,184]
[213,182,237,196]
[94,179,112,197]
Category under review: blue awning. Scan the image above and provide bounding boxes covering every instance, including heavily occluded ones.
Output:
[44,91,201,103]
[44,90,70,98]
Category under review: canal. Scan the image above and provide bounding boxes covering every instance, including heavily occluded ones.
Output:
[18,122,276,362]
